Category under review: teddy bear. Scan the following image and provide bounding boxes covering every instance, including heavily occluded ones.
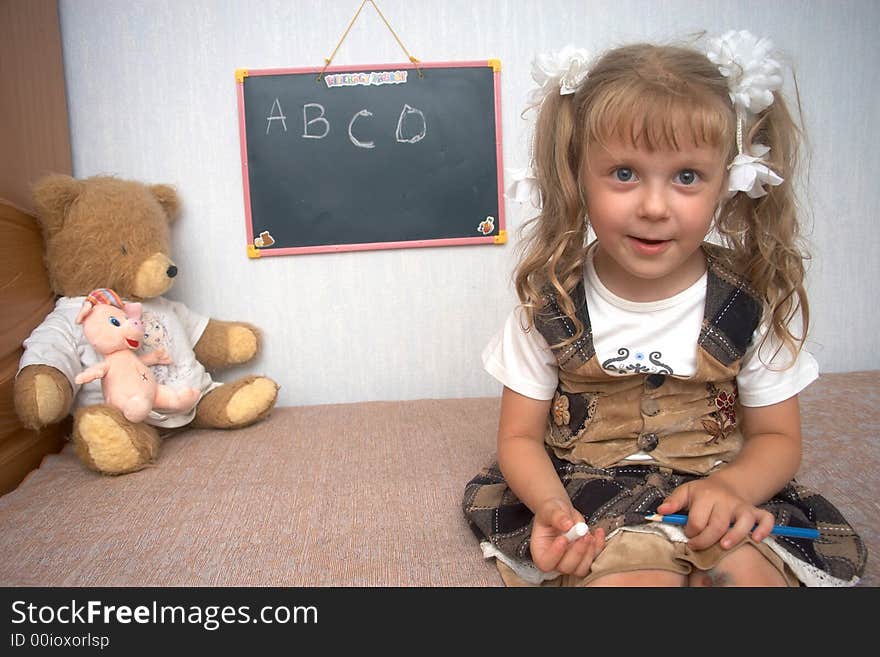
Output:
[13,174,279,475]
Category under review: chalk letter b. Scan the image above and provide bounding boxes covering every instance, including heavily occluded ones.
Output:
[303,103,330,139]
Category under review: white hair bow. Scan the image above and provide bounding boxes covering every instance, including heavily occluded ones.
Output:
[706,30,785,198]
[528,45,592,105]
[504,167,541,208]
[507,46,591,208]
[727,144,784,199]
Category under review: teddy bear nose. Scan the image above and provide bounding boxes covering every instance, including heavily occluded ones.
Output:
[167,265,178,279]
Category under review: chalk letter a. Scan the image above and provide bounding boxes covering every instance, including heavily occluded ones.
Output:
[266,98,287,134]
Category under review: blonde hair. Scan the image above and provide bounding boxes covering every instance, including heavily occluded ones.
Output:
[515,41,810,362]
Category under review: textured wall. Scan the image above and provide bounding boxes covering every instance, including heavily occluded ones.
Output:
[58,0,880,405]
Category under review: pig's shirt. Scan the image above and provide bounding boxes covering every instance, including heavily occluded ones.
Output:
[19,296,220,428]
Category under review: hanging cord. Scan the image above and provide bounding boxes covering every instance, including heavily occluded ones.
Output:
[317,0,423,82]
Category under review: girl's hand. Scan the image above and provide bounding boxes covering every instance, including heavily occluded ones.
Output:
[530,498,606,576]
[657,479,775,551]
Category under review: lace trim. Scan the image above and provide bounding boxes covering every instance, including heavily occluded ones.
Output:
[480,524,860,587]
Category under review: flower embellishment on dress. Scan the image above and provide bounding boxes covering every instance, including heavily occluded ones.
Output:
[552,392,571,426]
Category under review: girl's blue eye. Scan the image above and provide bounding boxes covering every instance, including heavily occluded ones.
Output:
[615,168,635,182]
[109,317,121,327]
[675,170,700,185]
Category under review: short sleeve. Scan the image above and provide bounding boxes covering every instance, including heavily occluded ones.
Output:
[163,298,209,345]
[481,306,559,400]
[736,305,819,407]
[18,299,85,387]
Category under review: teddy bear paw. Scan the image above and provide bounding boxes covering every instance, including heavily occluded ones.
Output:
[192,376,278,430]
[14,365,73,429]
[73,406,160,475]
[226,376,278,424]
[227,325,259,364]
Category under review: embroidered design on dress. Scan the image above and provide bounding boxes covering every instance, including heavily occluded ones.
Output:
[703,383,738,444]
[601,348,673,375]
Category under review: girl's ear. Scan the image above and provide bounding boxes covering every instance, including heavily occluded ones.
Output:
[31,174,85,236]
[149,184,181,224]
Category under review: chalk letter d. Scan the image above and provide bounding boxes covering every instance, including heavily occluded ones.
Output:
[396,104,426,144]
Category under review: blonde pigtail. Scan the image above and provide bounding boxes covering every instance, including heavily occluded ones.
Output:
[717,90,811,364]
[515,91,589,341]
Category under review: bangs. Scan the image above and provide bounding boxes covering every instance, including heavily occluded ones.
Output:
[586,83,733,154]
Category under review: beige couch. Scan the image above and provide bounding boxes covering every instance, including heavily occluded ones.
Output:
[0,200,875,586]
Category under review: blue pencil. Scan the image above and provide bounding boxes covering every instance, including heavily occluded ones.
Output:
[645,513,820,540]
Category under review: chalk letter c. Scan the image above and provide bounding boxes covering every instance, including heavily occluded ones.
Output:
[348,109,375,149]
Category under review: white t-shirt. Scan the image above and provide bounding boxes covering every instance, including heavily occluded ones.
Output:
[483,246,818,408]
[19,295,220,428]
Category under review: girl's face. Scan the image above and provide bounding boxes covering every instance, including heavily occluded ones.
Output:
[583,136,727,302]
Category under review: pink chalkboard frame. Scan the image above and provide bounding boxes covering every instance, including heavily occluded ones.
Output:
[236,60,506,258]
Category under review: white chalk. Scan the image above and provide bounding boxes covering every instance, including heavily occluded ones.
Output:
[563,522,589,542]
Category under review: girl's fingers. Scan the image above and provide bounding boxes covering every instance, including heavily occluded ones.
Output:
[563,527,607,577]
[656,485,689,515]
[546,502,578,535]
[683,500,714,540]
[750,510,776,543]
[687,504,729,549]
[574,528,607,577]
[554,534,591,574]
[553,512,572,534]
[720,510,755,549]
[532,535,567,573]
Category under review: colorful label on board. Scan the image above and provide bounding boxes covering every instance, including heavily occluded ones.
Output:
[323,70,408,88]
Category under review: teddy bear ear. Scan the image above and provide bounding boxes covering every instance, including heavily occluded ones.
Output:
[149,184,181,224]
[31,174,85,235]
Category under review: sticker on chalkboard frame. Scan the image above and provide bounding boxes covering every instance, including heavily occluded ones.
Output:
[235,60,506,257]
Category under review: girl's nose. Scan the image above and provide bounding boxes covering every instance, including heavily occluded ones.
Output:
[638,184,670,220]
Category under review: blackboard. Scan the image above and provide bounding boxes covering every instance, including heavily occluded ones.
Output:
[235,61,505,257]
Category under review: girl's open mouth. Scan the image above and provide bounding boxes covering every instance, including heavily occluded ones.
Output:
[628,236,671,254]
[126,338,140,349]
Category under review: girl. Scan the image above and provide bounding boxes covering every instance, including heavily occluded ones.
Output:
[462,31,866,587]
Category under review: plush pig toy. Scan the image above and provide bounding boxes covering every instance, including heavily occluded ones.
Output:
[74,289,200,423]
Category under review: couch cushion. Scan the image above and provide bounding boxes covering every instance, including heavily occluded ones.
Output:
[0,398,503,586]
[0,372,876,586]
